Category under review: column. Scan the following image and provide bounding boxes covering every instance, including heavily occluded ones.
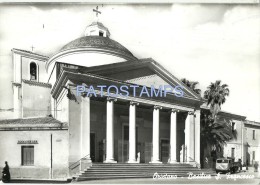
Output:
[185,112,190,163]
[150,105,162,163]
[190,112,195,162]
[195,110,201,166]
[169,109,177,163]
[104,97,117,163]
[128,101,139,163]
[80,96,92,171]
[185,111,195,163]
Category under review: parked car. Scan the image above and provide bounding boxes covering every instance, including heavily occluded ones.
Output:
[216,157,241,174]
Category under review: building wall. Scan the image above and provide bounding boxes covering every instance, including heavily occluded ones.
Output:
[12,51,50,119]
[68,95,81,163]
[245,125,260,165]
[222,118,260,165]
[0,130,69,179]
[56,89,69,123]
[223,119,246,162]
[22,82,51,118]
[20,56,48,83]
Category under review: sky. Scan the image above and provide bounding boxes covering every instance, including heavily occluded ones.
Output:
[0,4,259,121]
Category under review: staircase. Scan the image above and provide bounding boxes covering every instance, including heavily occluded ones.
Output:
[75,163,216,181]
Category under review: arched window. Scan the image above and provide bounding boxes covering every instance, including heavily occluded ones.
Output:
[30,62,37,81]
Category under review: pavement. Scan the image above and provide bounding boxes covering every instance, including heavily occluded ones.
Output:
[0,167,259,184]
[73,167,260,184]
[0,178,69,184]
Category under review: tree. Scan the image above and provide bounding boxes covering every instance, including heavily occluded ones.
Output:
[201,110,237,152]
[201,80,235,168]
[204,80,230,118]
[181,78,201,95]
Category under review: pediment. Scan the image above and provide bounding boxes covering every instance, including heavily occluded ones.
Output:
[126,74,169,88]
[81,58,202,101]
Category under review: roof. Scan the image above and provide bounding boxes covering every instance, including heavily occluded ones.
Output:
[23,79,52,88]
[74,58,203,101]
[12,48,49,61]
[0,117,68,131]
[88,21,106,27]
[87,21,110,35]
[200,105,246,120]
[244,120,260,128]
[51,67,204,111]
[60,36,135,59]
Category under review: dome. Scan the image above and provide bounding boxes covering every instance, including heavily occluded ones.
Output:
[60,36,134,59]
[46,21,138,74]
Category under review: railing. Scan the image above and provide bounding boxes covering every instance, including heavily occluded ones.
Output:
[68,154,90,170]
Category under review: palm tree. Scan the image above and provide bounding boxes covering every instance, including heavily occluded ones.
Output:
[201,110,237,152]
[204,80,230,118]
[201,80,235,168]
[200,109,237,168]
[181,78,201,95]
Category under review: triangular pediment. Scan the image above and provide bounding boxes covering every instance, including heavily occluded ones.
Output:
[80,58,202,101]
[126,74,169,88]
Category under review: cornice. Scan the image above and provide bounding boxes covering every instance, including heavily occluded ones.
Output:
[51,70,200,111]
[46,47,138,72]
[12,48,49,61]
[22,79,52,88]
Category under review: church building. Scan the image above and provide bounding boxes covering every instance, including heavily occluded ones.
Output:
[0,10,253,180]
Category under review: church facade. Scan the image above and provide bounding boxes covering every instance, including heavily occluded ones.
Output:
[0,18,257,180]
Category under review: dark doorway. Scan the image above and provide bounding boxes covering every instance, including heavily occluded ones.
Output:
[231,148,235,158]
[161,139,170,163]
[123,125,138,162]
[90,133,96,162]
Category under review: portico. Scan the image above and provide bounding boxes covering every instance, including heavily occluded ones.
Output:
[73,83,201,169]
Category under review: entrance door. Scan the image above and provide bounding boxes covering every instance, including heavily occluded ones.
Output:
[90,133,95,162]
[123,126,129,162]
[161,139,170,163]
[122,125,138,162]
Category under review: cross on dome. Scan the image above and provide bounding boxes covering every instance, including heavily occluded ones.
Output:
[85,6,110,37]
[93,6,101,18]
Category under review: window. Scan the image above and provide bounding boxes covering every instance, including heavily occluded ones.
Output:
[21,146,34,166]
[30,62,37,81]
[232,122,235,132]
[217,159,229,163]
[99,31,104,37]
[253,130,256,140]
[231,148,235,158]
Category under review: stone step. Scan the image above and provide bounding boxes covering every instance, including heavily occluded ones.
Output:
[77,175,150,181]
[82,171,213,175]
[92,163,192,167]
[77,172,214,181]
[89,167,197,169]
[86,169,201,172]
[76,163,216,181]
[91,165,194,168]
[86,170,200,173]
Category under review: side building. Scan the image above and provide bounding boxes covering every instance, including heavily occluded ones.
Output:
[244,120,260,166]
[200,106,247,168]
[0,49,69,179]
[222,118,260,166]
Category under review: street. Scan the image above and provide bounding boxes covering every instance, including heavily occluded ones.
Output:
[1,168,259,184]
[73,170,260,184]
